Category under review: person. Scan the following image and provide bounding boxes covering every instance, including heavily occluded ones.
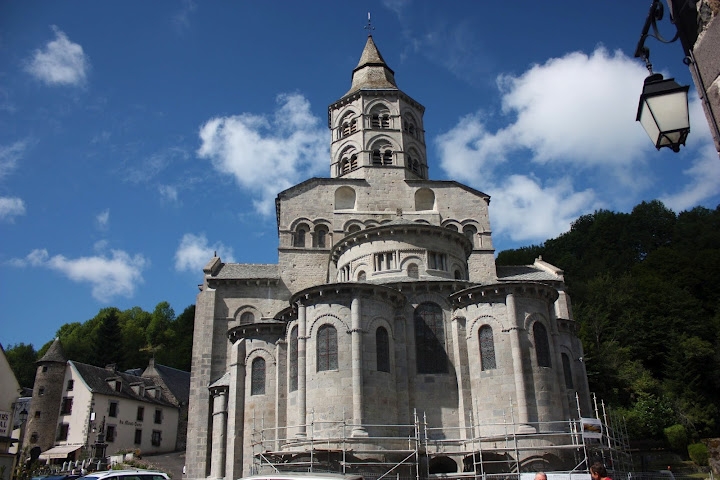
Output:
[535,473,548,480]
[590,462,612,480]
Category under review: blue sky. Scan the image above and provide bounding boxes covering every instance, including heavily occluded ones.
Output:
[2,1,718,351]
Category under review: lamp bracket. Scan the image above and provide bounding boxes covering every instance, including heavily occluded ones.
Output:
[634,0,680,73]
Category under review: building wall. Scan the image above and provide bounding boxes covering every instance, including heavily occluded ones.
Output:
[691,1,720,152]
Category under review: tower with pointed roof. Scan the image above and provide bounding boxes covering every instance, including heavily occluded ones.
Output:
[23,338,67,453]
[186,35,592,480]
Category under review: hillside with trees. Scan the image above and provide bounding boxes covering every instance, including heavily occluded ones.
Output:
[5,302,195,388]
[498,200,720,440]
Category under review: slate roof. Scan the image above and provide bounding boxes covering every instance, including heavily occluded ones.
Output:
[38,338,67,363]
[70,360,175,407]
[346,35,398,95]
[152,363,190,405]
[496,265,561,282]
[213,263,280,280]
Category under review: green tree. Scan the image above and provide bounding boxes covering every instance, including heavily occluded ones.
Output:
[4,343,38,388]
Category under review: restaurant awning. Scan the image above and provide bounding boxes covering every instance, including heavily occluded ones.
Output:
[39,444,83,460]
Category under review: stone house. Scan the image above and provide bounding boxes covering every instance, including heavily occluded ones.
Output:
[185,35,594,480]
[23,339,188,465]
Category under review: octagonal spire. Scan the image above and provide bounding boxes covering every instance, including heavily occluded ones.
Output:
[346,35,397,95]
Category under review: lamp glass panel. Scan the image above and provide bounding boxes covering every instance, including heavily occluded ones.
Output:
[639,103,661,144]
[645,91,689,132]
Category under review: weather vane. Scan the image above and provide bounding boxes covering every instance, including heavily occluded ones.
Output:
[365,12,374,35]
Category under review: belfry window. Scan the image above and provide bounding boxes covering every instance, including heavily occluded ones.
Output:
[289,327,298,392]
[534,322,552,368]
[376,327,390,373]
[479,325,496,370]
[317,324,338,371]
[414,302,447,374]
[251,357,266,395]
[383,149,393,165]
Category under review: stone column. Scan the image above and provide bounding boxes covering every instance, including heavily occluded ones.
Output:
[227,339,245,479]
[351,296,367,436]
[297,303,307,437]
[506,292,532,430]
[209,386,228,479]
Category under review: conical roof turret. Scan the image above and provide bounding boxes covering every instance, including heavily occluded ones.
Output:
[345,35,397,95]
[38,337,67,364]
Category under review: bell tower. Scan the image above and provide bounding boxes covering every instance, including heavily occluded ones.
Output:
[328,35,427,180]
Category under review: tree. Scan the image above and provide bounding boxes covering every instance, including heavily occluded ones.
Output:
[5,343,38,388]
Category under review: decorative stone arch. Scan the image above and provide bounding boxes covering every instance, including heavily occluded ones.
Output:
[334,187,357,211]
[365,97,399,115]
[352,262,370,281]
[364,219,379,228]
[365,316,394,339]
[461,222,479,248]
[450,261,466,280]
[343,220,362,233]
[337,109,359,138]
[441,220,461,231]
[399,255,424,279]
[337,144,360,175]
[414,219,431,224]
[414,188,435,211]
[230,305,262,325]
[466,314,502,339]
[406,146,423,175]
[307,313,350,337]
[245,346,277,365]
[368,137,396,166]
[312,220,331,248]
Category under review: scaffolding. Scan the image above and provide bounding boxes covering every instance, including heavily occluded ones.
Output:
[250,395,632,480]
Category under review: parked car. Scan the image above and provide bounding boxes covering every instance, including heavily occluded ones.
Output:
[79,470,169,480]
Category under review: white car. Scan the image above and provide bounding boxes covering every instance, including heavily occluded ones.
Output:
[79,470,169,480]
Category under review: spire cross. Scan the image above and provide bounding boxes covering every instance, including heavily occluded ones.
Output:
[364,12,374,36]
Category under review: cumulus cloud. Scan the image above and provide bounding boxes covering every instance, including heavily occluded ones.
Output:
[197,93,328,215]
[434,46,712,244]
[0,197,26,221]
[175,233,235,272]
[25,26,89,86]
[96,209,110,230]
[15,248,146,301]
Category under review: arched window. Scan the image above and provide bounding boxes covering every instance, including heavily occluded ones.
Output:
[315,226,328,248]
[383,149,393,165]
[408,263,419,279]
[251,357,265,395]
[414,303,447,374]
[479,325,496,370]
[534,322,552,368]
[376,327,390,373]
[289,327,298,392]
[562,353,573,388]
[463,225,477,246]
[454,269,463,280]
[294,223,309,247]
[372,149,382,165]
[357,270,366,281]
[370,105,390,129]
[317,324,338,371]
[347,224,361,233]
[240,312,254,324]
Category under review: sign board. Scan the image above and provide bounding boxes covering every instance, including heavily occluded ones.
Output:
[0,410,9,436]
[581,417,603,439]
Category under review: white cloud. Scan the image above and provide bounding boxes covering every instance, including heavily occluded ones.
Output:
[175,233,235,272]
[25,26,89,86]
[488,175,600,243]
[660,142,720,212]
[96,209,110,230]
[433,46,713,245]
[0,140,27,179]
[197,93,328,215]
[0,197,26,221]
[16,248,147,301]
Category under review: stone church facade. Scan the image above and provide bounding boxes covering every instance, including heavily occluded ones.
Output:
[186,35,593,480]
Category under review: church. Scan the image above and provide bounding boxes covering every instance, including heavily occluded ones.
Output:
[185,34,594,480]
